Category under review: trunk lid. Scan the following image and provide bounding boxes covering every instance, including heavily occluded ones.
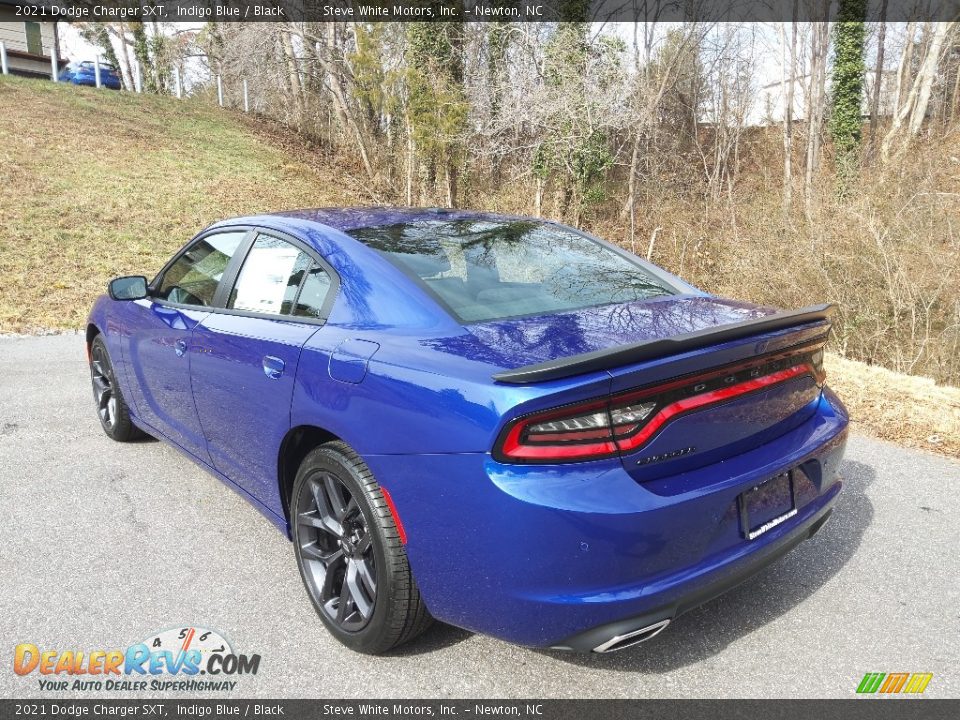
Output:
[467,295,779,371]
[485,295,832,476]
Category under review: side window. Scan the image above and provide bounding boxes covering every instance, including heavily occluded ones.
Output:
[156,231,247,307]
[293,265,333,319]
[228,235,314,316]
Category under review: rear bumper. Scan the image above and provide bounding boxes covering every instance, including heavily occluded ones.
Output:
[365,387,849,649]
[551,504,835,652]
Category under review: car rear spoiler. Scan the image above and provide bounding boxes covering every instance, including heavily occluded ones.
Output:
[491,303,837,385]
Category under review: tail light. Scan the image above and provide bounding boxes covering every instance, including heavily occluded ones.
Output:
[494,343,827,463]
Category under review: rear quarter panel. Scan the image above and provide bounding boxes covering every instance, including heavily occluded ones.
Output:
[291,319,626,456]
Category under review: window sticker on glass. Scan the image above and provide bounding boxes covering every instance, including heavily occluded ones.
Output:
[229,237,307,315]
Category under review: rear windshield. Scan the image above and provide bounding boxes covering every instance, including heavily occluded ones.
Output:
[347,219,678,323]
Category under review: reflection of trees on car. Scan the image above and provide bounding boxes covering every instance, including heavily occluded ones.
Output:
[349,219,676,324]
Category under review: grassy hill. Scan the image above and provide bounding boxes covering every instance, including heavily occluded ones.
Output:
[0,75,358,333]
[1,75,957,457]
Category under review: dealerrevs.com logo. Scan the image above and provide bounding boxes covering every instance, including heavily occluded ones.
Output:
[13,627,260,692]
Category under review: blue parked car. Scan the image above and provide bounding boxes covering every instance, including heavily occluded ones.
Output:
[86,208,848,654]
[61,60,122,89]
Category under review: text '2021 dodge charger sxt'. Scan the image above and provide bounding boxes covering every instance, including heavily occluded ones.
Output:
[87,208,847,654]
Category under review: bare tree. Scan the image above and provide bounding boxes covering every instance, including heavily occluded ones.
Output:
[867,0,889,152]
[778,13,799,216]
[804,16,831,218]
[621,23,706,246]
[882,22,955,162]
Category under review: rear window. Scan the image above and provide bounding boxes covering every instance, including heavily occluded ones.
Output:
[347,219,677,323]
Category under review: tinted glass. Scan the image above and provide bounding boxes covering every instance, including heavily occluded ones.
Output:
[348,220,677,322]
[292,265,332,319]
[228,235,313,316]
[156,231,247,306]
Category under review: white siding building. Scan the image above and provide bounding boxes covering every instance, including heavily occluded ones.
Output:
[747,70,898,127]
[0,6,64,78]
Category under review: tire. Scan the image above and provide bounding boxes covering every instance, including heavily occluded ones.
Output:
[291,441,432,654]
[89,335,143,442]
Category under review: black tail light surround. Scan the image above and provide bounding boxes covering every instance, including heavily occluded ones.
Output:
[493,341,827,464]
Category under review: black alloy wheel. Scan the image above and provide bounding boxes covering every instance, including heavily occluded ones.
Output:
[89,335,142,441]
[296,470,377,631]
[91,342,118,430]
[291,442,432,653]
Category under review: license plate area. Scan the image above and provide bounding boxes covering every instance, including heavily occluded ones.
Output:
[738,471,798,540]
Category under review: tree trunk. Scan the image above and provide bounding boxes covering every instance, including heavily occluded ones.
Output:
[892,22,917,115]
[113,23,135,92]
[831,3,867,192]
[406,117,414,206]
[284,26,377,185]
[778,17,798,215]
[907,23,953,136]
[327,75,376,183]
[624,134,640,243]
[868,0,889,150]
[804,17,830,219]
[882,22,953,161]
[949,57,960,128]
[279,28,303,120]
[446,162,458,208]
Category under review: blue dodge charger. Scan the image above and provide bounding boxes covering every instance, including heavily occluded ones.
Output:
[61,60,122,89]
[86,208,848,654]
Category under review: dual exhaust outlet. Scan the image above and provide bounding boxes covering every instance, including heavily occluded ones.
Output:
[591,618,671,653]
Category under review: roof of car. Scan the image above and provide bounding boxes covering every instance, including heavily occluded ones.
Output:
[265,207,533,233]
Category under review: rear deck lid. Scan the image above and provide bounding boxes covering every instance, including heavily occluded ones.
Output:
[467,295,785,373]
[489,298,832,475]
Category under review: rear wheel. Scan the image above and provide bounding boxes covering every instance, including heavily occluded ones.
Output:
[291,441,432,654]
[89,335,142,442]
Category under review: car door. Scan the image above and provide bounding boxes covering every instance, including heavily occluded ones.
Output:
[189,231,337,505]
[124,229,250,462]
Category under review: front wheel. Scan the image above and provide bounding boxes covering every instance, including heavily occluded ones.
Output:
[89,335,143,442]
[291,441,432,654]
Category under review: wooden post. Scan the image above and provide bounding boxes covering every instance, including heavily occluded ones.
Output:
[173,67,182,99]
[243,78,249,112]
[94,56,101,88]
[0,42,8,75]
[217,74,223,106]
[134,61,142,93]
[50,40,59,82]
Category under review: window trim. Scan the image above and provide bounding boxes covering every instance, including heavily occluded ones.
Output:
[148,226,255,311]
[149,225,339,326]
[216,230,339,324]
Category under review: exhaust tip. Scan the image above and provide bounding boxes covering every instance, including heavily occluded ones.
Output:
[592,618,671,653]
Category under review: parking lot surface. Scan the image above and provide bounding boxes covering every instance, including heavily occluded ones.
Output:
[1,334,957,698]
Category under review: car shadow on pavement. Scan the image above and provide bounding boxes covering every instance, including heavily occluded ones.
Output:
[536,458,876,671]
[386,622,476,656]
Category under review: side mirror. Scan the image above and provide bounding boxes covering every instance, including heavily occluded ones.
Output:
[108,276,149,301]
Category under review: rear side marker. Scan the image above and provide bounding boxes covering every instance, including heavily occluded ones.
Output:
[380,486,407,545]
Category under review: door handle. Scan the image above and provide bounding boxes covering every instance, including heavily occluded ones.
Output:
[175,339,187,357]
[262,356,285,380]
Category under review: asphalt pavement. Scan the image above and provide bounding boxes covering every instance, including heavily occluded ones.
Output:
[1,334,958,698]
